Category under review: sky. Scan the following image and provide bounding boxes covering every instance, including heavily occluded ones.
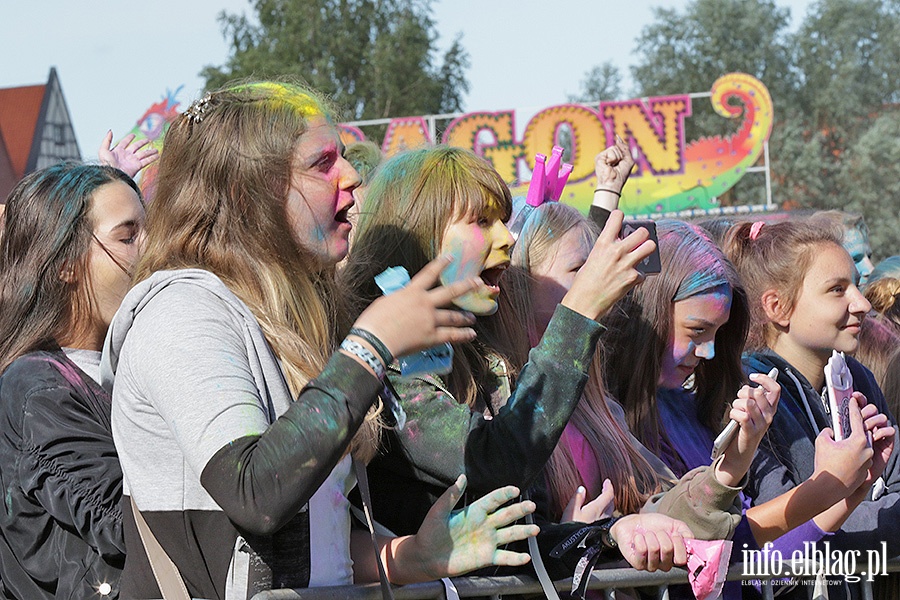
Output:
[1,0,816,160]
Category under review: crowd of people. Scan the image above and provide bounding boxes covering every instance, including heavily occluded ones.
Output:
[0,79,898,600]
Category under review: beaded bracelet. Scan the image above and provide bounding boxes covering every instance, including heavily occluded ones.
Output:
[348,327,393,366]
[593,188,621,197]
[340,338,385,380]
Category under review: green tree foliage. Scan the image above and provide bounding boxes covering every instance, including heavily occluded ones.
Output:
[794,0,900,130]
[575,0,899,255]
[568,62,623,103]
[839,112,900,260]
[201,0,469,120]
[631,0,795,108]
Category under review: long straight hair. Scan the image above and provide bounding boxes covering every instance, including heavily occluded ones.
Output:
[602,221,750,454]
[509,202,663,517]
[343,146,526,409]
[0,162,140,373]
[136,81,381,459]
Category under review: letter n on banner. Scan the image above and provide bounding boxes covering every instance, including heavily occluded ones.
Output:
[600,96,691,176]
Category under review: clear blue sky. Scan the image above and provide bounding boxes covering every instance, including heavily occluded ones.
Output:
[1,0,814,159]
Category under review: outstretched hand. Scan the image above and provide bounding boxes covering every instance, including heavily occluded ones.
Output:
[353,255,485,359]
[401,475,537,582]
[562,209,656,320]
[563,479,615,523]
[610,513,693,572]
[98,131,159,178]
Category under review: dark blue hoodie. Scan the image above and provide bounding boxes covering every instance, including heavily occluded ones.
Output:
[742,350,900,556]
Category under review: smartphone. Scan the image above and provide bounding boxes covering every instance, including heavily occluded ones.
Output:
[824,350,854,441]
[710,367,778,460]
[588,206,662,275]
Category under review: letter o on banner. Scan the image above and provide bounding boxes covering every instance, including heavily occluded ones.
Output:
[522,104,606,183]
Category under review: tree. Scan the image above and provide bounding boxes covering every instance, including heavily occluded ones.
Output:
[631,0,795,105]
[568,62,623,103]
[838,111,900,261]
[793,0,900,131]
[201,0,470,120]
[775,0,900,214]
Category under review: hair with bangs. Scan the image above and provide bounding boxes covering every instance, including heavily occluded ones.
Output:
[0,162,140,373]
[724,219,843,351]
[343,145,516,408]
[602,220,750,455]
[137,80,381,460]
[508,202,664,518]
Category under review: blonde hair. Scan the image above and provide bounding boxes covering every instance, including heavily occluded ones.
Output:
[138,81,381,460]
[865,277,900,321]
[344,146,518,408]
[511,203,663,518]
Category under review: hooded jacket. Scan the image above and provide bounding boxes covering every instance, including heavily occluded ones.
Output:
[101,269,381,599]
[743,350,900,555]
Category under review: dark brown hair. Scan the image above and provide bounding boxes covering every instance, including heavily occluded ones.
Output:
[603,220,750,454]
[0,162,140,373]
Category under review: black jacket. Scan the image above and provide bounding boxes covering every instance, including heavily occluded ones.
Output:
[0,351,124,599]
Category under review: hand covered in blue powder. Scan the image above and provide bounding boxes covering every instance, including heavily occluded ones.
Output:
[408,474,538,580]
[353,255,482,359]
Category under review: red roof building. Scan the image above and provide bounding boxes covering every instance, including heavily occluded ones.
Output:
[0,68,81,201]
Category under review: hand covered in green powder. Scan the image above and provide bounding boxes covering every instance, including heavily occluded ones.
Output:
[407,475,538,581]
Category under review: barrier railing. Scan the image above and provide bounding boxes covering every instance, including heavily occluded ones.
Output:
[250,557,900,599]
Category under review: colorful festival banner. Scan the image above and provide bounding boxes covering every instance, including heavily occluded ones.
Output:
[128,73,772,214]
[340,72,773,215]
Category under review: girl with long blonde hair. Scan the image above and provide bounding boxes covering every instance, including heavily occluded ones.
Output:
[102,82,538,599]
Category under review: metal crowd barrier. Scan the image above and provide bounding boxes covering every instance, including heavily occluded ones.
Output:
[250,557,900,599]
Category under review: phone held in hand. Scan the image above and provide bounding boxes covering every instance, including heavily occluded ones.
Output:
[825,350,854,441]
[587,206,662,275]
[710,366,779,460]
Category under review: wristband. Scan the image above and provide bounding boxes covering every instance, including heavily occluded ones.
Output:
[340,338,385,379]
[348,327,393,366]
[594,188,621,197]
[598,516,621,549]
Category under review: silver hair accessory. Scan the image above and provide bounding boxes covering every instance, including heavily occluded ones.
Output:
[184,92,212,123]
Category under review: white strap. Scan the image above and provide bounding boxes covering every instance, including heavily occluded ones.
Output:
[130,497,191,600]
[525,508,562,600]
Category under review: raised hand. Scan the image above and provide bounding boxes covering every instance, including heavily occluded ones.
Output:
[399,475,537,582]
[562,209,656,320]
[98,131,159,178]
[563,479,615,523]
[594,135,635,194]
[353,255,485,359]
[610,513,693,572]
